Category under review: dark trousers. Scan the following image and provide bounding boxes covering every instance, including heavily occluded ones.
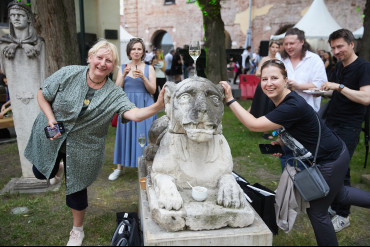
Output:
[32,151,88,211]
[327,124,362,217]
[307,144,370,246]
[153,77,166,102]
[233,69,242,84]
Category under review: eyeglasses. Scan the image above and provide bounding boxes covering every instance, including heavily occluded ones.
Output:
[130,38,143,42]
[270,59,284,65]
[269,40,280,45]
[261,59,287,72]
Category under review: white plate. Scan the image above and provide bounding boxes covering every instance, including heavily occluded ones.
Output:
[303,90,327,95]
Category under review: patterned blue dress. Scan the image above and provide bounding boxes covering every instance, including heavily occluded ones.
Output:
[113,64,157,167]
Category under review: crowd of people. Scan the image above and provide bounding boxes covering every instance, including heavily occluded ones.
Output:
[224,28,370,246]
[2,25,365,246]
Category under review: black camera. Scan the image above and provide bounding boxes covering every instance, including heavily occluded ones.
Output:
[44,122,65,139]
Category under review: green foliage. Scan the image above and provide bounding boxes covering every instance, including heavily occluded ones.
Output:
[196,0,222,19]
[355,6,365,22]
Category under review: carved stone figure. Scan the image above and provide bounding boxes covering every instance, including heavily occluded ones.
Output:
[145,77,255,232]
[0,0,45,182]
[0,1,44,59]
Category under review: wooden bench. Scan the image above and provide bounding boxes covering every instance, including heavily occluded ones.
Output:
[0,117,14,129]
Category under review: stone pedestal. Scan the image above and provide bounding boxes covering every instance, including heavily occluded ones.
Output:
[0,43,45,178]
[138,184,273,246]
[138,158,272,246]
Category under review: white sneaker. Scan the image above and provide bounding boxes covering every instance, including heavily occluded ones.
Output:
[332,215,350,232]
[328,206,336,217]
[66,229,84,246]
[108,169,122,181]
[50,162,64,185]
[49,175,62,185]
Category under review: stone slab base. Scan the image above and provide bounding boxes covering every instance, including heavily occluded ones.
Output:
[139,185,273,246]
[1,177,61,195]
[147,186,255,232]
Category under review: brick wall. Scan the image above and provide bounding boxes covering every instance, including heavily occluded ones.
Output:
[123,0,365,51]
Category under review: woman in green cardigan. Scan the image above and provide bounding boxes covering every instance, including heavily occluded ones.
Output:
[25,39,164,246]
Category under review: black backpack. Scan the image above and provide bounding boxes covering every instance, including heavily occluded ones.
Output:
[111,212,143,246]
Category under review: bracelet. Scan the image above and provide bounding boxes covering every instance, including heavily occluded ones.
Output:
[226,99,237,106]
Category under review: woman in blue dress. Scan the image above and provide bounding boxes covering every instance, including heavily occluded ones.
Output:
[109,38,157,180]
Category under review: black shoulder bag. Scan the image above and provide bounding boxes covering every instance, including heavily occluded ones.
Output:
[287,115,330,202]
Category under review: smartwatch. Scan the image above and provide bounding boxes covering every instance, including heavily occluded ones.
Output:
[338,84,345,93]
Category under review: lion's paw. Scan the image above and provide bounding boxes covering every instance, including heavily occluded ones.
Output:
[157,182,183,211]
[217,175,246,208]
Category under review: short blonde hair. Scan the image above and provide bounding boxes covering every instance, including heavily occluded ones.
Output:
[88,39,119,68]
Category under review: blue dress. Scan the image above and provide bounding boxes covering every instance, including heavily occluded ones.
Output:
[114,64,157,167]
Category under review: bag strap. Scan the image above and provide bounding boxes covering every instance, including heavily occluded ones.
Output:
[285,114,322,178]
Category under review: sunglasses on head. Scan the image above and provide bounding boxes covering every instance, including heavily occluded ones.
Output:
[270,59,283,65]
[130,38,143,42]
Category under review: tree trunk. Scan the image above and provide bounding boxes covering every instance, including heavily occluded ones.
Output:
[34,0,80,77]
[197,0,227,83]
[360,0,370,61]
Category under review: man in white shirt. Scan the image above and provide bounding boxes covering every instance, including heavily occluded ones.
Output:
[145,49,154,65]
[165,49,175,82]
[279,28,327,171]
[250,48,261,75]
[241,46,251,74]
[281,28,327,112]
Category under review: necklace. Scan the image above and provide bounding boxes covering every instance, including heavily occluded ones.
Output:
[87,70,106,84]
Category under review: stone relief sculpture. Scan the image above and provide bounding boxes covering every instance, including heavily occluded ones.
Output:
[145,77,255,232]
[0,1,44,59]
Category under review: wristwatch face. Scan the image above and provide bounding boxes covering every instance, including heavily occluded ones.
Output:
[339,84,345,89]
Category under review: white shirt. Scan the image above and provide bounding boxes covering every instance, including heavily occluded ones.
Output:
[276,52,282,60]
[241,50,250,68]
[153,60,166,78]
[145,52,154,63]
[165,53,173,70]
[282,51,327,112]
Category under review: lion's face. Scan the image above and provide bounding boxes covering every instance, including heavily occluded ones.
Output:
[165,78,224,143]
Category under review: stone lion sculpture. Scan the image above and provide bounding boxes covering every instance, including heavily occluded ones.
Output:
[146,77,254,232]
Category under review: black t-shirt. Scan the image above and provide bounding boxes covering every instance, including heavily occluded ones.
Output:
[266,92,343,164]
[326,57,370,129]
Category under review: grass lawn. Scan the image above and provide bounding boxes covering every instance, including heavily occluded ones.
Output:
[0,99,369,246]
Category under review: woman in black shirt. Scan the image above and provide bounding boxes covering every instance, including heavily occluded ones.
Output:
[220,59,370,246]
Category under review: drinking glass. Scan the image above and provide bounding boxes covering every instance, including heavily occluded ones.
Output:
[138,133,146,158]
[189,41,201,77]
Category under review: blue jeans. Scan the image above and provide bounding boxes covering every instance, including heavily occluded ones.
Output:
[183,64,189,79]
[280,146,306,171]
[327,124,362,217]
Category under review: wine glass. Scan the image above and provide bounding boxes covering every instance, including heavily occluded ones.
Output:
[138,133,146,159]
[189,41,201,77]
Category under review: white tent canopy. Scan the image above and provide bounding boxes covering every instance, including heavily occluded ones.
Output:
[353,26,364,39]
[120,26,135,65]
[270,0,342,50]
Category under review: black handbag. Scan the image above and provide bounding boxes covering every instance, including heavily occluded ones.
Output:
[111,212,143,246]
[287,115,330,202]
